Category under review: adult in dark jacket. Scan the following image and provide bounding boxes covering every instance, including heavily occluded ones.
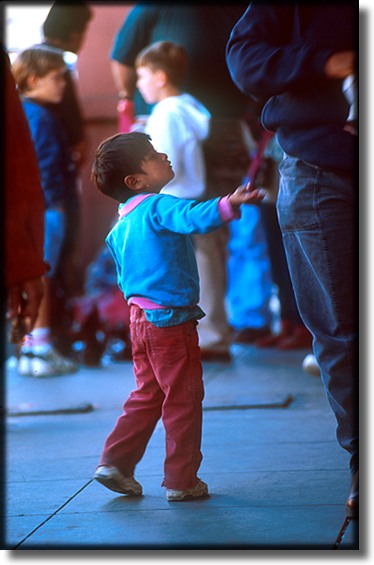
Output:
[226,2,358,517]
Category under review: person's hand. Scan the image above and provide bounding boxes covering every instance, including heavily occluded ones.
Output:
[324,51,355,79]
[228,182,266,210]
[7,278,44,340]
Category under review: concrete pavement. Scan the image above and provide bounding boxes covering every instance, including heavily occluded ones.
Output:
[2,343,359,551]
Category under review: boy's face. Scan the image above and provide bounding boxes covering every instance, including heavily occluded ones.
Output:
[136,66,164,105]
[126,144,175,193]
[27,66,67,104]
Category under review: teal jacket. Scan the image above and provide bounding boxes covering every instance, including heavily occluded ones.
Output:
[106,193,225,307]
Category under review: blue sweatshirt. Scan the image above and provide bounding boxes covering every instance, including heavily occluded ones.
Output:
[226,3,357,174]
[106,194,225,308]
[22,98,79,209]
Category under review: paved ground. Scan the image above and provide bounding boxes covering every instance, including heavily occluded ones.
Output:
[2,343,359,553]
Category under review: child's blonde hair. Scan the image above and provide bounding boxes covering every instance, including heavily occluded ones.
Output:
[135,40,189,87]
[12,46,66,95]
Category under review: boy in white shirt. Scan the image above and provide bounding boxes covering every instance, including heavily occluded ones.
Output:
[135,40,211,201]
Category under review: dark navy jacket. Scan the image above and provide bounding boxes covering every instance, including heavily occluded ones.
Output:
[22,98,78,210]
[226,2,357,174]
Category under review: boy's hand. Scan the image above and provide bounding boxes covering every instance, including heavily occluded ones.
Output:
[7,277,44,341]
[228,182,266,210]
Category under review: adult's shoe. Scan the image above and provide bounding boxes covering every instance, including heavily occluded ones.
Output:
[346,471,359,518]
[302,353,320,377]
[231,326,271,344]
[200,348,231,362]
[277,325,312,350]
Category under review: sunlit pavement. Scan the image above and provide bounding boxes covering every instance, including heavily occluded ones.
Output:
[3,344,358,551]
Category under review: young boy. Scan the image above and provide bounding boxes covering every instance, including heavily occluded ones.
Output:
[91,131,264,501]
[134,40,210,200]
[11,46,79,377]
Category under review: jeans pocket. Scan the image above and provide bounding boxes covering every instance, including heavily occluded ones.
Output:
[278,156,320,233]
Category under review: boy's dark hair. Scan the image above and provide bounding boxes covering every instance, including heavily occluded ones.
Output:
[12,46,66,95]
[43,1,92,42]
[135,40,189,87]
[91,132,153,203]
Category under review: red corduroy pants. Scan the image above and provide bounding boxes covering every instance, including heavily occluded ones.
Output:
[99,305,204,490]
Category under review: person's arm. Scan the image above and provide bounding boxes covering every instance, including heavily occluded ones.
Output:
[27,108,73,208]
[226,3,337,99]
[111,61,137,100]
[110,4,159,96]
[152,184,265,235]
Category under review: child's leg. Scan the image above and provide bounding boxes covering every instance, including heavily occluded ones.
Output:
[146,317,204,491]
[99,306,164,477]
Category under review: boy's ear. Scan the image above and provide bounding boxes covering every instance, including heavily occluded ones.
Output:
[155,69,168,88]
[124,175,147,191]
[27,75,39,90]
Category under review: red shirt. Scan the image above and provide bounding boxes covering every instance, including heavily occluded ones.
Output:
[5,52,48,287]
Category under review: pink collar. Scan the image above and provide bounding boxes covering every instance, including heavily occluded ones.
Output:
[119,193,153,218]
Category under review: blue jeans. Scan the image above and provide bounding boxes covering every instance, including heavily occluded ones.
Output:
[227,205,273,330]
[277,155,358,473]
[44,208,66,277]
[259,201,303,326]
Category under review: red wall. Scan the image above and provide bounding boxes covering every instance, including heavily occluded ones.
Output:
[77,4,133,119]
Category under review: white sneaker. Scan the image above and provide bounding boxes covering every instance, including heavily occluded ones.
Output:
[18,347,78,378]
[166,478,208,502]
[94,465,143,496]
[302,353,320,377]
